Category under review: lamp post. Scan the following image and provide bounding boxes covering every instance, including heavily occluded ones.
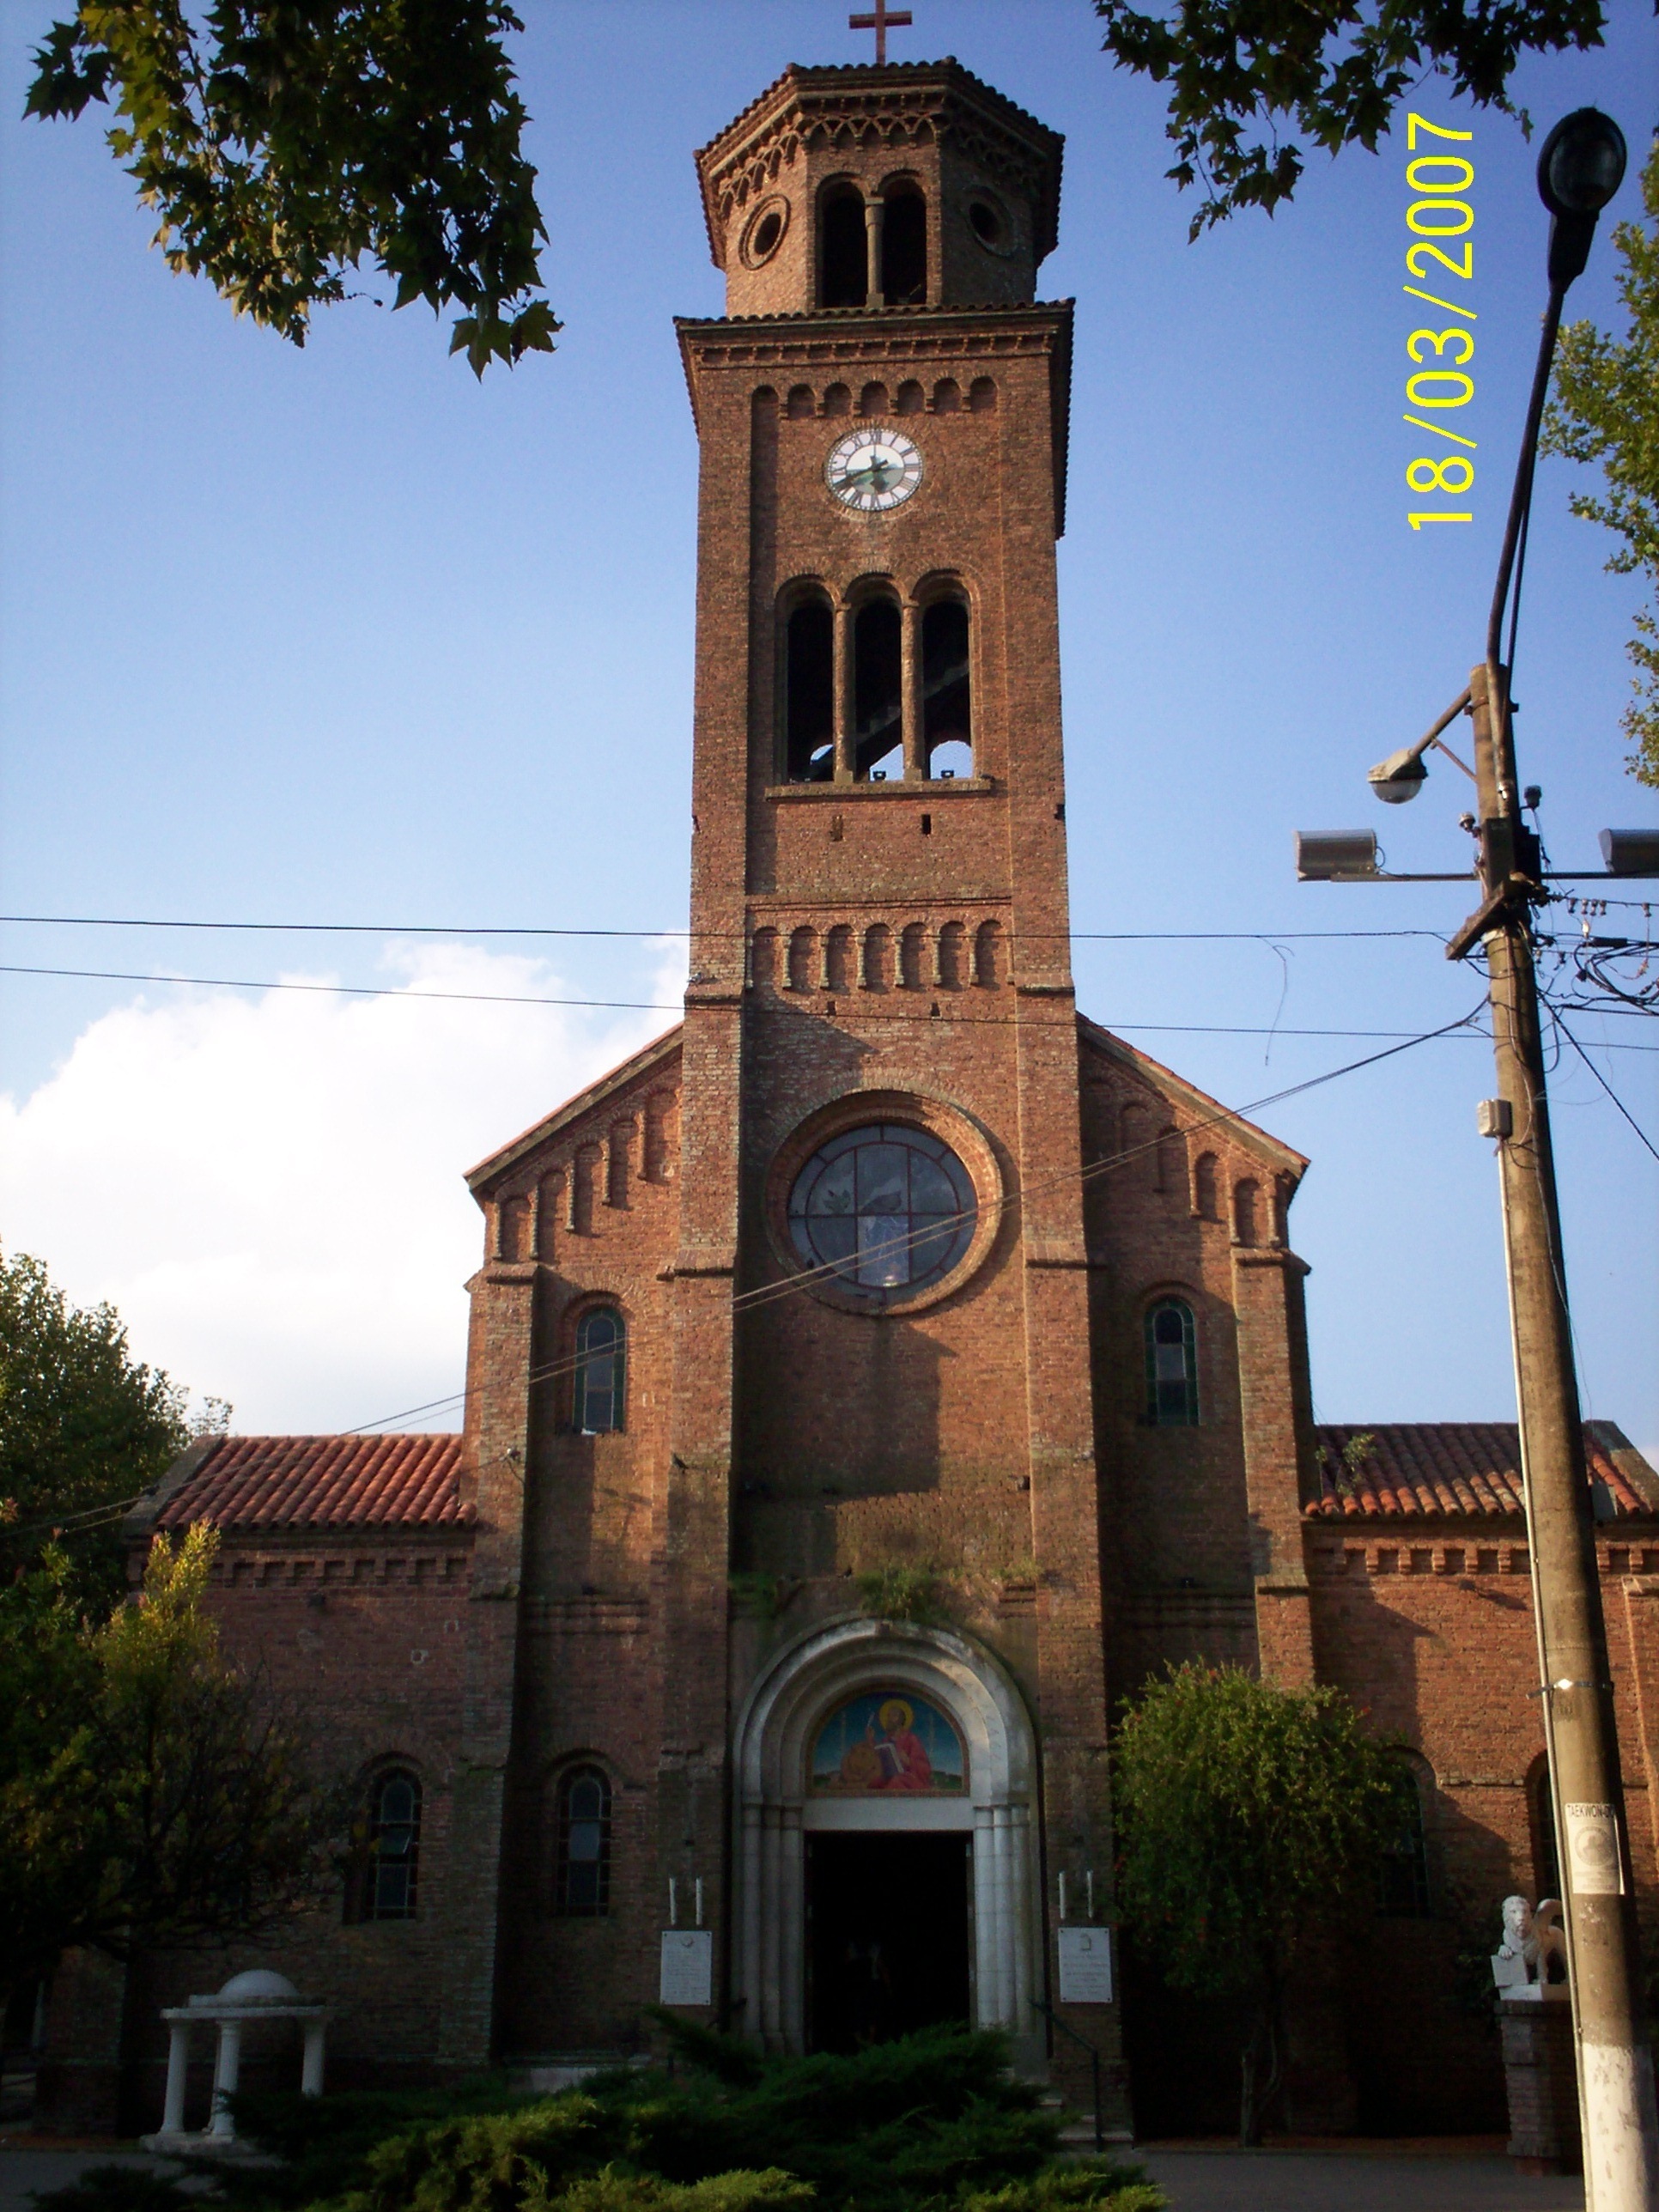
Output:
[1303,110,1659,2211]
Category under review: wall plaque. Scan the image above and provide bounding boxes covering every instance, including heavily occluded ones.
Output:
[659,1929,714,2006]
[1056,1925,1113,2005]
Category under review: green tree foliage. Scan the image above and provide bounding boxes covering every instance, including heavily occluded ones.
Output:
[0,1248,191,1602]
[116,2030,1158,2212]
[1113,1663,1404,2143]
[24,2,558,376]
[0,1524,336,1997]
[1091,0,1607,236]
[1543,140,1659,787]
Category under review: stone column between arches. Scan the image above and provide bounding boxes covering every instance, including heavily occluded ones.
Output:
[732,1618,1045,2065]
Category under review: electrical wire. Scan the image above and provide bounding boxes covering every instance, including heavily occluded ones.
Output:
[325,1002,1489,1437]
[3,1002,1492,1529]
[1543,1000,1659,1164]
[0,914,1449,945]
[0,962,1492,1043]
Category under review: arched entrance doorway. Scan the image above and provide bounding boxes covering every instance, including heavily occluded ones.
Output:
[732,1618,1045,2063]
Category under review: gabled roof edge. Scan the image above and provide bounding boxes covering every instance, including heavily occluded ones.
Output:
[465,1023,684,1195]
[1077,1012,1310,1181]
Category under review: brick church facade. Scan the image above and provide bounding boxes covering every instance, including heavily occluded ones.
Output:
[41,56,1659,2142]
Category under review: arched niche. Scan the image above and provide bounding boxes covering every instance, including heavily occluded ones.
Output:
[731,1616,1044,2061]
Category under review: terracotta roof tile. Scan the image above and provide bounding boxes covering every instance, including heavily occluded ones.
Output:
[154,1435,471,1533]
[1307,1422,1656,1522]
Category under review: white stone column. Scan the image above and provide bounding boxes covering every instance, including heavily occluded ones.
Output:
[1009,1805,1036,2028]
[209,2020,241,2139]
[301,2020,326,2097]
[992,1808,1015,2028]
[761,1807,783,2045]
[973,1808,1002,2025]
[740,1802,763,2045]
[161,2021,190,2135]
[781,1807,805,2052]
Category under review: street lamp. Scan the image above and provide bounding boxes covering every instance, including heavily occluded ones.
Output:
[1299,110,1659,2212]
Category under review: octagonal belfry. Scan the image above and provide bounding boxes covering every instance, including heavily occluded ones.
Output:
[695,62,1063,318]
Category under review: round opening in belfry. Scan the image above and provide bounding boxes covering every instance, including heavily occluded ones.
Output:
[787,1122,975,1304]
[968,198,1004,247]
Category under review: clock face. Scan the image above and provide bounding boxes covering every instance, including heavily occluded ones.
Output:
[825,427,923,514]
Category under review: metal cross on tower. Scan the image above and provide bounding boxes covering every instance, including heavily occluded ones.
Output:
[849,0,912,64]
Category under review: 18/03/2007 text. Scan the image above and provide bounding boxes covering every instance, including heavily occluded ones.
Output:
[1404,114,1475,530]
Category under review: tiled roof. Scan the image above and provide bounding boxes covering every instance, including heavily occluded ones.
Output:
[1307,1422,1658,1522]
[153,1434,471,1533]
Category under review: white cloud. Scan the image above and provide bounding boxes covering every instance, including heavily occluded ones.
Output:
[0,943,686,1433]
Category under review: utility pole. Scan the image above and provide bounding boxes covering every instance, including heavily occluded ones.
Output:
[1297,107,1659,2209]
[1451,110,1659,2209]
[1468,653,1658,2209]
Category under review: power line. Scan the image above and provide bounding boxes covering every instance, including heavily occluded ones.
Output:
[40,1003,1490,1475]
[0,962,1499,1043]
[330,1003,1487,1436]
[1544,1001,1659,1164]
[0,913,1447,945]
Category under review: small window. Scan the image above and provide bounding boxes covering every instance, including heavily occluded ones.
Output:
[362,1771,421,1921]
[1376,1765,1431,1917]
[556,1765,611,1916]
[1145,1298,1199,1425]
[574,1308,625,1434]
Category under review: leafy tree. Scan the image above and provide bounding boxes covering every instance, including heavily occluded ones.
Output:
[0,1524,336,2000]
[1113,1663,1404,2144]
[23,2,558,376]
[1091,0,1607,236]
[0,1248,192,1603]
[1543,138,1659,787]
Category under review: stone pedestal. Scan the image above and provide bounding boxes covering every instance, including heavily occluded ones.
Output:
[1500,1995,1581,2174]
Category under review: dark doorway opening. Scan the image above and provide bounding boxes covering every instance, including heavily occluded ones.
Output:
[807,1832,970,2052]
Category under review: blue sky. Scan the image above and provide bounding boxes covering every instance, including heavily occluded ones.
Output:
[1,0,1655,1453]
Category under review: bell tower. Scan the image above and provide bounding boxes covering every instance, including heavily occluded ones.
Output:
[659,60,1118,2085]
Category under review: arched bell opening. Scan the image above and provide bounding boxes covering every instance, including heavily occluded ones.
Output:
[731,1617,1045,2061]
[879,182,927,306]
[853,594,903,781]
[781,589,836,783]
[921,594,972,778]
[820,184,868,308]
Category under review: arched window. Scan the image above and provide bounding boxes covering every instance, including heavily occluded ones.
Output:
[922,598,971,777]
[555,1765,611,1916]
[1376,1764,1431,1917]
[1145,1298,1199,1425]
[574,1308,625,1434]
[360,1770,421,1921]
[820,187,866,307]
[880,185,927,304]
[783,595,834,781]
[854,597,902,779]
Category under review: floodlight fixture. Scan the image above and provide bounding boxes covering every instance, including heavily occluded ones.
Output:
[1296,830,1381,882]
[1600,828,1659,878]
